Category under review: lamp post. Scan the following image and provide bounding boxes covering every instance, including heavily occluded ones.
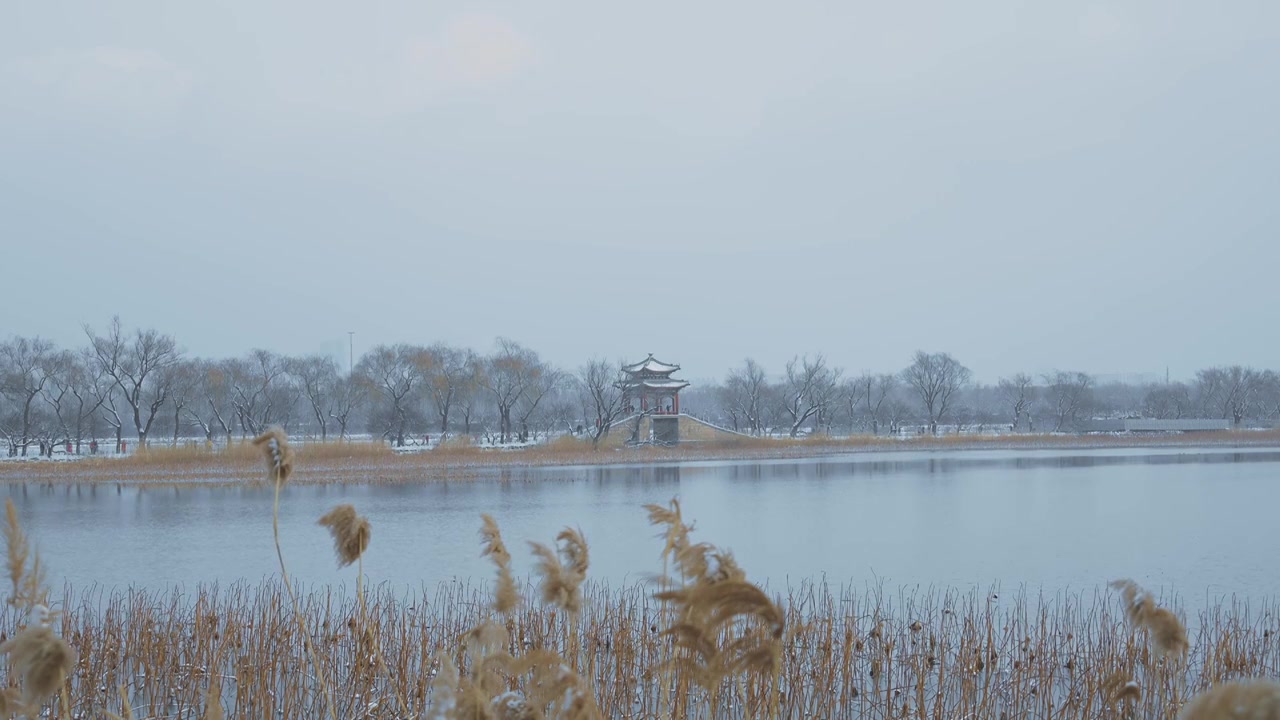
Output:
[348,332,354,375]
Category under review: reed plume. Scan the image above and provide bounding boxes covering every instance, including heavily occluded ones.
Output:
[0,625,76,713]
[1178,679,1280,720]
[4,499,28,603]
[480,514,520,614]
[655,579,786,682]
[4,499,46,612]
[438,520,603,720]
[491,691,535,720]
[454,681,498,720]
[529,528,590,614]
[1110,578,1189,658]
[1102,672,1141,706]
[645,499,715,583]
[0,689,21,719]
[497,649,603,719]
[707,550,746,585]
[318,504,371,567]
[201,678,225,720]
[111,686,136,720]
[257,427,335,720]
[647,498,785,716]
[0,497,73,718]
[252,425,294,484]
[426,651,460,719]
[318,504,408,718]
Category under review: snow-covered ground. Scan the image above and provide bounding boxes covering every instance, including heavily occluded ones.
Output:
[0,432,559,462]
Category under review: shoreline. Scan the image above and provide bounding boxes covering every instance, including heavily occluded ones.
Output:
[1,430,1278,486]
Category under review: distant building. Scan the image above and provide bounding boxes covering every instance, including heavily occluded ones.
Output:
[617,354,690,444]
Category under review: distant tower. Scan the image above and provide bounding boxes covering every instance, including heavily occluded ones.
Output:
[618,354,690,444]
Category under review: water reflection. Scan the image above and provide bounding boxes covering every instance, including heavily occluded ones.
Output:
[5,446,1279,607]
[714,449,1280,481]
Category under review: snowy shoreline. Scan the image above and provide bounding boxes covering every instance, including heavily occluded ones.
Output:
[1,431,1277,486]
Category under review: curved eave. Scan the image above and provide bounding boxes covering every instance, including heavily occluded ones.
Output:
[622,354,682,374]
[619,380,690,391]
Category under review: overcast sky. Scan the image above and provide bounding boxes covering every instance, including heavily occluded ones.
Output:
[2,1,1277,383]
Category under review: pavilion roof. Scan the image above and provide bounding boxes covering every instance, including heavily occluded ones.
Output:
[622,354,681,375]
[621,378,690,391]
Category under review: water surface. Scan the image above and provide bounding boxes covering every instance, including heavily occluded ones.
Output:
[10,446,1279,607]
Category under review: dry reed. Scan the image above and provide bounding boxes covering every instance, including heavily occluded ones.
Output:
[201,677,225,720]
[0,499,74,718]
[480,514,520,614]
[1112,578,1191,658]
[3,500,45,612]
[1179,679,1280,719]
[645,497,785,717]
[15,579,1278,719]
[0,625,76,713]
[439,516,604,719]
[251,426,294,485]
[317,504,371,568]
[529,528,590,615]
[255,427,335,720]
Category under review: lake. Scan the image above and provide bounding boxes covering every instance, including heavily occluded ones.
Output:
[9,446,1280,608]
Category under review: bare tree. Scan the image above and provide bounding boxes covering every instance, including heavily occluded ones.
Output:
[1195,366,1263,426]
[88,362,126,452]
[229,350,298,436]
[0,388,12,456]
[422,344,475,437]
[32,350,83,457]
[714,385,741,432]
[901,351,971,435]
[57,349,107,453]
[885,396,910,435]
[355,344,422,446]
[454,355,484,437]
[780,354,842,437]
[720,359,769,435]
[186,359,237,443]
[327,373,364,441]
[576,359,627,450]
[85,318,180,448]
[1043,371,1094,432]
[516,364,562,443]
[290,355,341,441]
[864,374,897,435]
[480,338,541,444]
[164,359,202,445]
[1143,382,1191,419]
[1257,371,1280,423]
[0,337,56,455]
[840,373,897,435]
[40,350,108,455]
[841,376,869,435]
[997,373,1036,431]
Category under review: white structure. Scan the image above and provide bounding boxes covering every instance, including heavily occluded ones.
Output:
[1087,418,1231,432]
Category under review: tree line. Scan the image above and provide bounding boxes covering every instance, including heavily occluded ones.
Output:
[2,318,1277,456]
[695,355,1280,437]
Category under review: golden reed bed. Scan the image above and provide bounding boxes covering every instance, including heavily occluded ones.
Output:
[16,578,1280,720]
[0,427,1274,719]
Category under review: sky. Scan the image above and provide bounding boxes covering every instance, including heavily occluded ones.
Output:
[1,1,1277,384]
